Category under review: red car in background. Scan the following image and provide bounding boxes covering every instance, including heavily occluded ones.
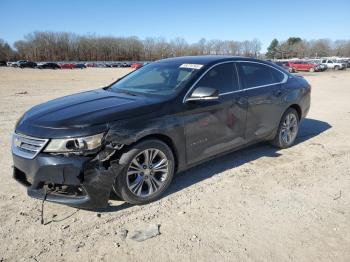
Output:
[60,63,75,69]
[289,61,318,72]
[131,63,143,69]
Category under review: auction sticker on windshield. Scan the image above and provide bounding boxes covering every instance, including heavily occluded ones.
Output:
[179,64,203,70]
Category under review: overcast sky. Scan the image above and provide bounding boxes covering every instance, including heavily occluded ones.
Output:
[1,0,350,51]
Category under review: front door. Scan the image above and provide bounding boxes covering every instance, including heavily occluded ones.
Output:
[183,62,247,164]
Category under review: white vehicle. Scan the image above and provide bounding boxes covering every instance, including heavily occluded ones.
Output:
[9,60,28,67]
[321,59,345,70]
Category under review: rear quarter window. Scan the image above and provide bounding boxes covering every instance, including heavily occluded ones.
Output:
[270,67,285,82]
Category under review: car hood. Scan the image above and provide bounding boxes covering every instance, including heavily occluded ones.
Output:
[16,88,165,138]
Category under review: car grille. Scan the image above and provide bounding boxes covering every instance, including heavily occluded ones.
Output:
[12,133,49,159]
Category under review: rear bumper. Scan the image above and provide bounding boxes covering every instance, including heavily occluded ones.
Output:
[12,152,122,209]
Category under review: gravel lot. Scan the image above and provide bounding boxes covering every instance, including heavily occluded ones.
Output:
[0,67,349,262]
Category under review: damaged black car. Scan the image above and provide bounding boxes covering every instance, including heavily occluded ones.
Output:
[12,56,311,209]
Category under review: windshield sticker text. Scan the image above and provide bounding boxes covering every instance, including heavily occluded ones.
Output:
[179,64,203,70]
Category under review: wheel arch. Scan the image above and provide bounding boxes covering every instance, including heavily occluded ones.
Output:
[288,104,302,120]
[130,133,179,173]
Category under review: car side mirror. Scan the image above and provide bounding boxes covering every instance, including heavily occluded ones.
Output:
[186,86,219,102]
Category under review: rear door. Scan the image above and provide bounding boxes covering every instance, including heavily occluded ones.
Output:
[326,60,334,68]
[237,62,287,142]
[183,62,246,164]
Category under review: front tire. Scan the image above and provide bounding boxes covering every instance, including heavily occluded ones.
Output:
[112,139,175,205]
[271,108,299,149]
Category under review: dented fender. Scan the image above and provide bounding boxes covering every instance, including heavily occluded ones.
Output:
[105,113,187,170]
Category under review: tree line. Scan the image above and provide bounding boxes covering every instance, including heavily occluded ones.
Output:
[1,32,350,62]
[266,37,350,59]
[0,31,261,61]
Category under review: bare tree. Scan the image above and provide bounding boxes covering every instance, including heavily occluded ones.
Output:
[8,31,350,62]
[308,39,332,58]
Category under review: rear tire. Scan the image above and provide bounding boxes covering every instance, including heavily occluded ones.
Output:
[334,66,340,70]
[112,139,175,205]
[271,108,299,149]
[309,67,315,72]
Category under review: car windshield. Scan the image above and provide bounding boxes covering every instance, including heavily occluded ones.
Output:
[109,62,201,96]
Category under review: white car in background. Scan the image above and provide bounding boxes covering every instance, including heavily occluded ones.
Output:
[321,59,346,70]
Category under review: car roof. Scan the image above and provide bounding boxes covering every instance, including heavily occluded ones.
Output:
[157,55,270,66]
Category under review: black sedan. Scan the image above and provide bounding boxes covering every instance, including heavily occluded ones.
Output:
[37,62,61,69]
[19,61,37,68]
[12,56,311,209]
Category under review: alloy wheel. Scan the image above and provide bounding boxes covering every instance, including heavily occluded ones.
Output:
[126,148,169,198]
[280,113,298,145]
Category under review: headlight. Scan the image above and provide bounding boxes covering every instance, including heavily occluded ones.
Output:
[44,133,104,153]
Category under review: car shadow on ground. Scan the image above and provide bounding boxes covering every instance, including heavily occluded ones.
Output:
[104,118,331,212]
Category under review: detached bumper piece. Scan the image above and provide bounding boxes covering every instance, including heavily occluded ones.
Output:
[13,153,122,209]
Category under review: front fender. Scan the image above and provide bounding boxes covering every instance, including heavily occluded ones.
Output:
[105,113,186,170]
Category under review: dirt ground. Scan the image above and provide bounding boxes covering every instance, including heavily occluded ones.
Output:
[0,67,349,262]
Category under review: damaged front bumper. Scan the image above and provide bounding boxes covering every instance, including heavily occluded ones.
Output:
[12,151,123,209]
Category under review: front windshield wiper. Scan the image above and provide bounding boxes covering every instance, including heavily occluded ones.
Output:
[116,89,138,96]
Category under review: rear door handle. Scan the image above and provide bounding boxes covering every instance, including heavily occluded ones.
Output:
[273,89,283,97]
[237,96,247,105]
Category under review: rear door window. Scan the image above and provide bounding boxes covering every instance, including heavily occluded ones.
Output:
[239,62,283,89]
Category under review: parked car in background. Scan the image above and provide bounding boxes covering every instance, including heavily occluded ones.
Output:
[12,60,28,67]
[334,60,348,69]
[0,61,7,67]
[321,59,345,70]
[308,60,327,71]
[12,56,311,209]
[289,61,320,72]
[19,61,37,68]
[60,63,75,69]
[37,62,60,69]
[344,60,350,68]
[131,62,143,69]
[274,61,295,73]
[96,63,107,68]
[85,63,96,67]
[75,63,87,69]
[111,62,122,68]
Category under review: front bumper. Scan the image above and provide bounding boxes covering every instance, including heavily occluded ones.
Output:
[12,152,122,209]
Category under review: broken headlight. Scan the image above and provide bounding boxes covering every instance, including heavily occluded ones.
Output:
[44,133,104,153]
